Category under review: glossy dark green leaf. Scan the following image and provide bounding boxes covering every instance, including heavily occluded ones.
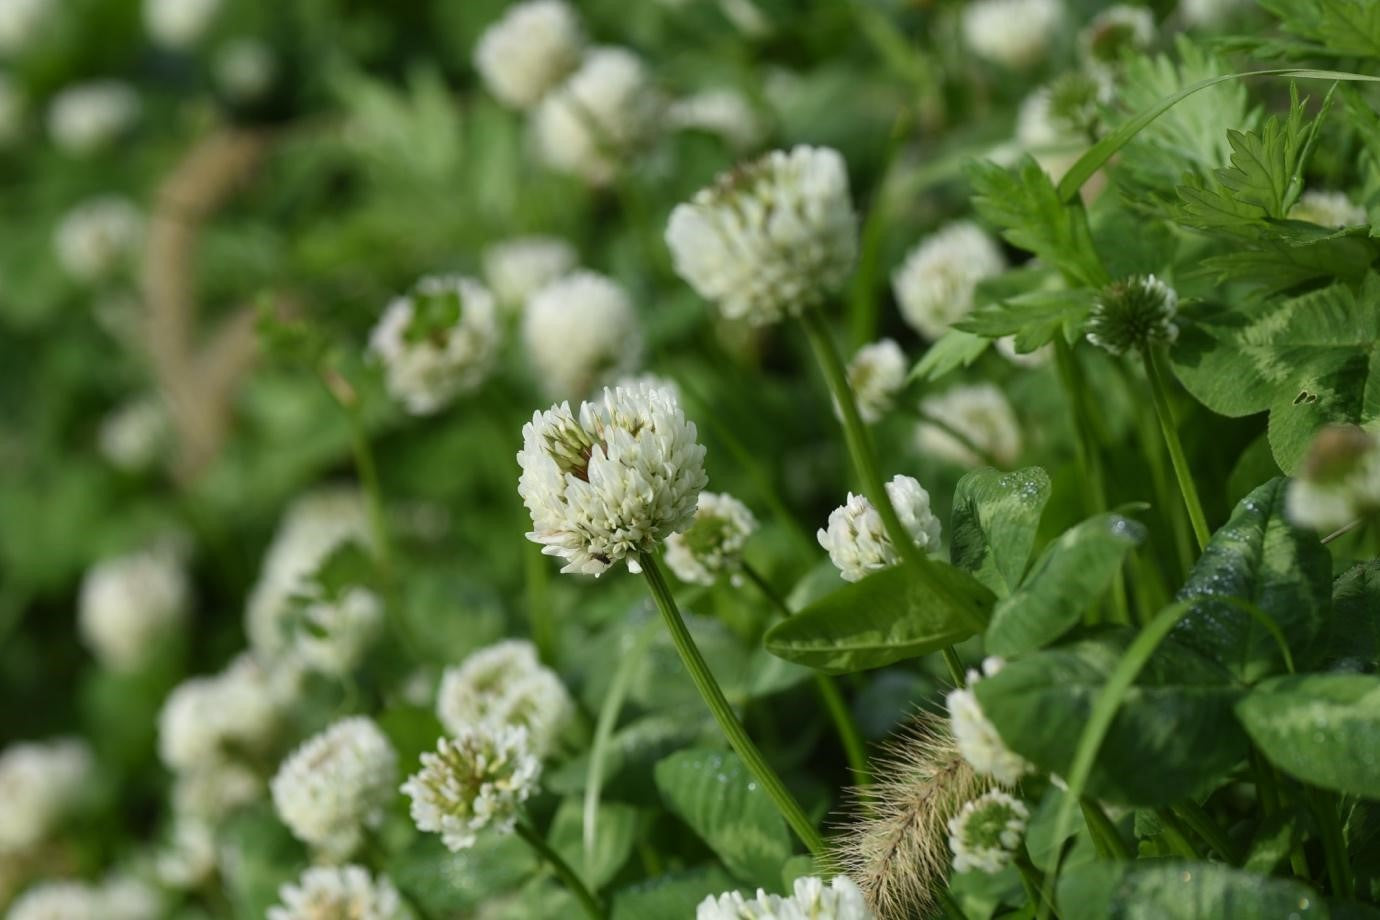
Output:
[949,466,1052,597]
[1324,561,1380,672]
[1057,860,1327,920]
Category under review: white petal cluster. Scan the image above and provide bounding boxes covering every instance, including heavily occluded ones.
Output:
[214,39,277,102]
[144,0,220,48]
[892,221,1006,341]
[436,640,573,758]
[78,544,190,671]
[961,0,1063,70]
[271,717,398,858]
[666,145,857,326]
[1290,190,1368,229]
[0,0,50,54]
[474,0,583,110]
[171,760,262,822]
[268,865,408,920]
[158,654,283,771]
[0,739,92,854]
[1286,426,1380,533]
[156,818,217,889]
[946,658,1032,786]
[696,875,873,920]
[1084,274,1178,356]
[915,383,1022,469]
[53,196,144,282]
[517,382,708,575]
[97,396,168,472]
[664,491,758,586]
[522,270,641,399]
[294,587,384,677]
[948,790,1030,874]
[818,474,942,583]
[842,338,907,424]
[245,487,371,656]
[668,88,764,151]
[401,725,541,852]
[100,876,162,920]
[368,274,500,416]
[482,235,578,309]
[7,881,103,920]
[0,74,23,147]
[47,81,141,155]
[1079,4,1155,67]
[533,46,660,184]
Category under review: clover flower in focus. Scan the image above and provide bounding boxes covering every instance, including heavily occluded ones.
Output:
[474,0,583,110]
[1085,274,1178,355]
[1079,4,1155,68]
[664,492,758,586]
[1286,425,1380,533]
[436,640,574,757]
[271,717,398,858]
[159,653,285,771]
[946,658,1032,786]
[948,790,1030,874]
[892,221,1005,341]
[666,145,857,326]
[818,474,942,583]
[962,0,1063,70]
[144,0,220,48]
[78,543,190,671]
[522,270,642,399]
[47,81,141,155]
[401,725,541,852]
[268,864,408,920]
[1289,190,1368,229]
[482,236,579,310]
[533,46,660,184]
[518,382,707,576]
[841,338,907,424]
[0,739,92,854]
[368,274,500,416]
[696,875,873,920]
[54,196,143,282]
[915,383,1022,469]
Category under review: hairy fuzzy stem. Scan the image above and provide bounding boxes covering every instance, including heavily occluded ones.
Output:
[1141,346,1211,552]
[639,551,826,855]
[1079,797,1129,860]
[1174,800,1241,864]
[515,820,606,919]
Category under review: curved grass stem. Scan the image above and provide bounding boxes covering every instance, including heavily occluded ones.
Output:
[1141,346,1211,552]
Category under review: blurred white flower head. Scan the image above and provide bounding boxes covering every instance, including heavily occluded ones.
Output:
[294,586,384,677]
[271,717,398,858]
[946,657,1032,786]
[666,145,857,326]
[1016,89,1081,182]
[0,738,92,854]
[158,653,284,770]
[518,382,708,576]
[1180,0,1249,27]
[948,790,1030,874]
[915,383,1022,469]
[667,88,765,151]
[156,818,218,889]
[474,0,584,110]
[533,46,660,184]
[482,235,578,310]
[1289,190,1368,229]
[368,274,501,416]
[6,881,103,920]
[436,640,574,757]
[664,491,758,586]
[1085,274,1178,356]
[401,724,541,852]
[892,221,1005,341]
[144,0,220,48]
[697,875,873,920]
[78,543,190,671]
[100,875,163,920]
[842,338,907,424]
[54,196,144,282]
[962,0,1063,69]
[171,760,262,823]
[268,864,408,920]
[214,39,277,103]
[48,81,141,155]
[1286,425,1380,533]
[818,474,942,583]
[98,396,169,473]
[522,269,642,400]
[0,0,51,54]
[1079,4,1155,67]
[994,335,1051,368]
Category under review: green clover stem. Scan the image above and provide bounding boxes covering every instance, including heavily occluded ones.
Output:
[1141,345,1211,551]
[514,820,606,920]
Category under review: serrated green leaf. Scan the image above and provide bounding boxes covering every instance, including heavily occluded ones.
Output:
[949,466,1052,597]
[909,328,989,383]
[1260,0,1380,59]
[954,289,1096,351]
[1057,860,1328,920]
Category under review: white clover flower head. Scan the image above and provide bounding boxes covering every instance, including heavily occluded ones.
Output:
[98,396,168,472]
[1289,190,1368,229]
[666,145,857,326]
[994,335,1051,369]
[946,658,1032,786]
[53,196,144,282]
[214,39,277,102]
[1180,0,1249,27]
[915,383,1022,469]
[436,640,574,757]
[482,235,579,309]
[158,653,282,770]
[78,544,190,671]
[0,739,92,854]
[246,487,371,656]
[156,818,217,889]
[144,0,220,48]
[533,46,660,184]
[100,875,163,920]
[1085,274,1178,355]
[696,875,873,920]
[818,474,942,583]
[518,383,708,575]
[892,221,1006,340]
[368,274,500,416]
[522,270,642,399]
[0,74,24,147]
[962,0,1062,70]
[1286,425,1380,532]
[664,492,758,586]
[667,88,765,151]
[1079,4,1155,66]
[6,881,103,920]
[948,790,1030,874]
[401,725,541,852]
[474,0,583,110]
[293,586,384,677]
[171,760,262,822]
[0,0,51,54]
[47,81,141,155]
[611,372,681,402]
[841,338,908,424]
[268,864,407,920]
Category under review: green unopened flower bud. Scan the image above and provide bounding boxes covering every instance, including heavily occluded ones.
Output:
[1085,274,1178,355]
